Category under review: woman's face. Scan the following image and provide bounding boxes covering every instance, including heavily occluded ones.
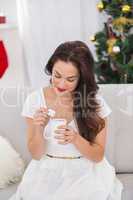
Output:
[51,60,80,95]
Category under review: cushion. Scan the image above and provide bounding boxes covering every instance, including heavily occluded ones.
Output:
[0,135,26,189]
[100,84,133,173]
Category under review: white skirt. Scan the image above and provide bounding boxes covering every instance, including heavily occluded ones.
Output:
[9,155,123,200]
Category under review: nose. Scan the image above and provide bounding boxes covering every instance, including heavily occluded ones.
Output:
[58,78,66,88]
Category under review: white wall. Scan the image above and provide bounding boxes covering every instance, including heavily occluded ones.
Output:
[0,0,104,88]
[16,0,102,88]
[0,0,27,87]
[0,0,17,24]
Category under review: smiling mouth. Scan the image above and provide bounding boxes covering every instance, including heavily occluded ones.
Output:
[56,87,67,92]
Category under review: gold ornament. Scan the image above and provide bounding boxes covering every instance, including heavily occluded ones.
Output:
[113,17,133,26]
[97,2,104,11]
[122,5,131,13]
[107,38,117,56]
[90,36,96,42]
[112,17,133,32]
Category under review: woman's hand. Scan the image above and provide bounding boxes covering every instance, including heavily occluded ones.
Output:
[54,125,78,145]
[33,107,50,129]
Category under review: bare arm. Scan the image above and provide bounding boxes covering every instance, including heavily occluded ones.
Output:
[25,108,49,160]
[73,117,108,162]
[25,118,46,160]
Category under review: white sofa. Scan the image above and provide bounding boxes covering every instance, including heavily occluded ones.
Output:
[0,85,133,200]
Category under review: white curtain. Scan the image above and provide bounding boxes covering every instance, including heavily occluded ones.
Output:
[16,0,100,88]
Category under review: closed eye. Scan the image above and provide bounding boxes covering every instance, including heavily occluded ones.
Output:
[54,71,79,82]
[54,74,61,78]
[54,71,62,78]
[67,78,77,82]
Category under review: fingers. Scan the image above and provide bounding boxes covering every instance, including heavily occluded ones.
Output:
[33,107,50,127]
[54,130,73,144]
[34,119,45,126]
[34,112,48,119]
[39,107,48,112]
[54,129,66,134]
[54,127,77,145]
[56,125,73,132]
[57,125,67,129]
[57,136,71,145]
[54,127,72,135]
[33,112,49,123]
[36,107,49,115]
[54,134,65,140]
[58,140,69,145]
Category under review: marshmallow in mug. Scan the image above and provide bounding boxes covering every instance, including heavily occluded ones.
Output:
[47,109,56,117]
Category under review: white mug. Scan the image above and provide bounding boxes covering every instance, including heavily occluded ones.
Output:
[44,118,67,143]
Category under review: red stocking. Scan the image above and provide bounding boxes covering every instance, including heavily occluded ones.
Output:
[0,40,8,78]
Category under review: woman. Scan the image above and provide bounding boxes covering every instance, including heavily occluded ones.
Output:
[9,41,123,200]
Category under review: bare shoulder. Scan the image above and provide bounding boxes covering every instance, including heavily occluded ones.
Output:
[42,86,55,102]
[43,86,53,93]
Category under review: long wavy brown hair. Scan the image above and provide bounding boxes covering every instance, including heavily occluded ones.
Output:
[45,41,105,144]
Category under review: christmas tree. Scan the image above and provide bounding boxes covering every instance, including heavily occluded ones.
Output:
[92,0,133,83]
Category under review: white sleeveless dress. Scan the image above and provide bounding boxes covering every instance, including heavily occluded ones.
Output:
[9,88,123,200]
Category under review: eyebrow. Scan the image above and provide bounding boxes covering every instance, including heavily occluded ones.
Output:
[54,70,78,78]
